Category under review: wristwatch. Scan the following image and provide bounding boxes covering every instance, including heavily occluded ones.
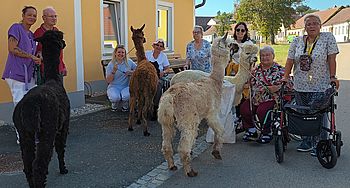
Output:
[330,75,337,79]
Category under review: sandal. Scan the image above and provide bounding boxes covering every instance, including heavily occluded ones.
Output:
[256,134,273,144]
[242,131,258,142]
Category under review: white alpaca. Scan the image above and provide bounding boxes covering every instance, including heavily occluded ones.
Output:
[170,43,259,106]
[157,34,235,177]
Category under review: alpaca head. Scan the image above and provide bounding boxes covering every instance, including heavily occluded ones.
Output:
[130,24,146,44]
[35,30,66,59]
[239,44,259,69]
[211,33,239,69]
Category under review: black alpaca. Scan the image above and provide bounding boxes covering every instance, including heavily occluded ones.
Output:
[13,30,70,188]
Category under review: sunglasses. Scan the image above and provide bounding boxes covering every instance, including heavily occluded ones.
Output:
[155,44,164,48]
[236,28,246,33]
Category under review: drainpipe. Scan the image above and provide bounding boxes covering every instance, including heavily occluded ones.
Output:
[195,0,206,9]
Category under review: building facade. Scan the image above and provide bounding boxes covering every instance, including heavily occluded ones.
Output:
[0,0,195,122]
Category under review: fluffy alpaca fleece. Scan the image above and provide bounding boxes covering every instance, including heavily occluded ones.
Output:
[129,24,159,136]
[13,30,70,188]
[158,34,235,177]
[170,43,258,106]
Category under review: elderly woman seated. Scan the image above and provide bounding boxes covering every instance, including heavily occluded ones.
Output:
[241,46,291,144]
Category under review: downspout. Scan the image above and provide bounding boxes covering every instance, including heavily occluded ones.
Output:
[195,0,206,9]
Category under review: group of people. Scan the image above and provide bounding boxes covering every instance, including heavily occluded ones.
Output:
[230,14,338,158]
[2,6,339,156]
[2,6,65,144]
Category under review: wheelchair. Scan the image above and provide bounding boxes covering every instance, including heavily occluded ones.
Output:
[273,82,343,169]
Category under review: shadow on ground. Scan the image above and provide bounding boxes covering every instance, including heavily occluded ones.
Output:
[0,101,208,188]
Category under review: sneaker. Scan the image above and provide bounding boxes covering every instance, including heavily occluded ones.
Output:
[121,107,129,112]
[242,131,258,142]
[297,140,313,152]
[111,102,117,112]
[310,147,317,157]
[256,134,273,144]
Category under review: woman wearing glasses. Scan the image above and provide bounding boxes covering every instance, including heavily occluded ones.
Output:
[226,22,254,76]
[106,45,137,112]
[185,25,211,73]
[145,39,170,119]
[226,22,254,130]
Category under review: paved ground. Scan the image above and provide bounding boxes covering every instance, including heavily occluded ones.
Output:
[1,81,349,188]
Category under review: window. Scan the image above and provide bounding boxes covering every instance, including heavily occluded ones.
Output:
[157,1,174,52]
[102,0,125,58]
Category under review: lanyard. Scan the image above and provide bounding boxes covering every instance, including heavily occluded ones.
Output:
[303,35,319,55]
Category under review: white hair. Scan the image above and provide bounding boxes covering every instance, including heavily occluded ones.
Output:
[304,14,321,26]
[260,46,275,57]
[43,6,56,15]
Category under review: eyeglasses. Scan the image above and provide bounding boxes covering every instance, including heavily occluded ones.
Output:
[45,15,58,19]
[193,31,201,35]
[155,44,164,48]
[305,22,320,27]
[236,28,246,33]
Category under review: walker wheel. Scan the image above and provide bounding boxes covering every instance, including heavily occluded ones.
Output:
[335,131,343,157]
[317,140,337,169]
[275,135,284,163]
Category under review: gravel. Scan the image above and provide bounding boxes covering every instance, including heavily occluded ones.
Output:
[0,103,109,126]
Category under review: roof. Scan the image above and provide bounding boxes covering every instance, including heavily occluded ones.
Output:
[195,16,215,31]
[290,7,342,29]
[323,7,350,26]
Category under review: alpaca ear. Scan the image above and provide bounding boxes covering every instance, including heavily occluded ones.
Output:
[140,24,145,31]
[222,32,228,42]
[130,26,134,32]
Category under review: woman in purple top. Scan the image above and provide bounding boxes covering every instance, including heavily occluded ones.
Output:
[2,6,41,106]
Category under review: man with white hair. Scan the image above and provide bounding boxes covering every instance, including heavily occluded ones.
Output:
[34,7,67,83]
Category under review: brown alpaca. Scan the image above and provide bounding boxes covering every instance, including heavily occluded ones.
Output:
[129,24,159,136]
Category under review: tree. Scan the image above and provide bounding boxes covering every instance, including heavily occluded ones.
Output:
[237,0,303,44]
[214,11,234,36]
[296,4,318,16]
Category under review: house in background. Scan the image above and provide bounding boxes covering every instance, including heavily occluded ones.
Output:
[322,7,350,42]
[0,0,196,123]
[287,7,343,38]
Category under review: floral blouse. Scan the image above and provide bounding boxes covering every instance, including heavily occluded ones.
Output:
[186,39,211,73]
[287,32,339,92]
[251,63,286,105]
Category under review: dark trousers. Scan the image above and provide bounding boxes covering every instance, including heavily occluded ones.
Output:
[240,100,276,134]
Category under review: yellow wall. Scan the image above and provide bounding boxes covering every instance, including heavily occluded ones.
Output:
[0,1,76,103]
[81,1,103,81]
[172,0,195,57]
[127,0,157,57]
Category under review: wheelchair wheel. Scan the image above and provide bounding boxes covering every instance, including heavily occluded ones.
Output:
[316,140,337,169]
[275,135,284,163]
[335,131,343,157]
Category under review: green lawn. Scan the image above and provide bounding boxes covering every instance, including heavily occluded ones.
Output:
[258,43,290,67]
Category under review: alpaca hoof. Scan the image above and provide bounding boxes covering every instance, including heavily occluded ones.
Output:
[128,127,134,131]
[136,120,141,124]
[169,166,178,171]
[187,169,198,177]
[144,131,150,136]
[60,168,68,174]
[212,150,222,160]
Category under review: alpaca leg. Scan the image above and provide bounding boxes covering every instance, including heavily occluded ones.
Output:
[207,115,224,160]
[161,124,177,171]
[142,99,151,136]
[33,130,56,188]
[136,99,143,125]
[55,121,69,174]
[128,96,136,131]
[18,129,36,188]
[178,120,199,177]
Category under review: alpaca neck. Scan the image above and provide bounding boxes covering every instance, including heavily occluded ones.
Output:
[43,54,61,81]
[133,39,146,62]
[209,56,229,86]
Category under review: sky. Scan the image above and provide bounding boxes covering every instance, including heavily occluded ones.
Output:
[195,0,350,16]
